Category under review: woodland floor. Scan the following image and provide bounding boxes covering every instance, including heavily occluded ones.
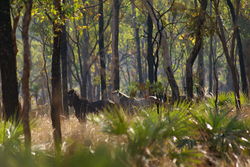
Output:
[28,101,250,167]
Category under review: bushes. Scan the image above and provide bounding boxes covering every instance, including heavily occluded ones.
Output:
[191,107,250,164]
[96,103,202,166]
[94,97,250,166]
[0,93,250,166]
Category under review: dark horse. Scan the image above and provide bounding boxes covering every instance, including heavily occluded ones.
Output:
[67,89,115,121]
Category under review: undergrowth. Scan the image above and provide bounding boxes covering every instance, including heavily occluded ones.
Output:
[0,93,250,167]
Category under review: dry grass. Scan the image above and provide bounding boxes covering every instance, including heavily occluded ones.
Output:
[30,106,126,153]
[28,103,250,167]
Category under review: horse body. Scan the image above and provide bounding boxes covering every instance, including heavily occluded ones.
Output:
[111,90,161,111]
[67,89,114,121]
[91,99,115,111]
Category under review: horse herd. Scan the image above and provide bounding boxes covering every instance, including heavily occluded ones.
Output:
[67,89,162,122]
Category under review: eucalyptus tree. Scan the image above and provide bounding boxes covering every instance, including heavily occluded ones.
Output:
[131,1,143,85]
[111,0,120,90]
[226,0,248,96]
[143,0,180,101]
[21,0,33,151]
[99,0,107,99]
[213,0,241,109]
[61,0,69,116]
[185,0,208,99]
[147,12,154,84]
[0,0,20,122]
[51,0,63,152]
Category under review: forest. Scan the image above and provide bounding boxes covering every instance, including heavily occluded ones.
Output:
[0,0,250,166]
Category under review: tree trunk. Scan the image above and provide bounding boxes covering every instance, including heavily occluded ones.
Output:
[146,14,154,84]
[61,18,69,116]
[197,47,205,97]
[144,0,180,100]
[209,36,214,94]
[243,40,250,92]
[214,1,241,109]
[0,0,20,122]
[42,42,52,104]
[87,72,93,101]
[111,0,120,90]
[21,0,32,151]
[141,38,147,82]
[131,2,143,84]
[67,42,73,89]
[81,15,89,98]
[41,77,46,104]
[186,0,207,99]
[99,0,107,100]
[51,0,63,152]
[208,0,213,94]
[226,0,248,96]
[225,66,234,92]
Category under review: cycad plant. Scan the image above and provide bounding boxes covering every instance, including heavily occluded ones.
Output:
[95,103,203,166]
[0,121,24,153]
[191,106,250,163]
[206,92,249,109]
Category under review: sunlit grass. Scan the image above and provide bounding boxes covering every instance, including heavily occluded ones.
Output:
[1,93,250,166]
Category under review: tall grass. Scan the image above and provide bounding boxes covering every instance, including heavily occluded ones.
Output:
[0,93,250,167]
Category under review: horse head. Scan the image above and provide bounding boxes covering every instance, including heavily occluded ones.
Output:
[67,89,79,106]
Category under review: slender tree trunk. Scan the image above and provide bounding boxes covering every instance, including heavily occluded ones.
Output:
[99,0,107,100]
[111,0,120,90]
[51,0,63,152]
[61,12,69,116]
[41,77,46,104]
[96,84,101,100]
[131,2,143,84]
[214,1,241,109]
[214,56,219,111]
[126,56,131,84]
[141,38,147,82]
[12,19,20,60]
[147,14,154,85]
[87,72,93,101]
[0,0,20,122]
[209,37,213,93]
[186,0,207,99]
[208,0,213,94]
[226,66,234,92]
[67,42,73,89]
[21,0,32,151]
[226,0,248,96]
[243,40,250,91]
[144,0,180,100]
[197,47,205,97]
[81,15,89,98]
[42,43,52,104]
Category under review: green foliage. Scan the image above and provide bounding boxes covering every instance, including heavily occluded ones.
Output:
[62,145,129,167]
[0,121,24,153]
[191,103,250,162]
[206,92,249,109]
[168,148,203,166]
[127,82,139,97]
[1,94,250,166]
[127,81,166,97]
[95,103,202,166]
[102,108,129,135]
[0,143,128,167]
[92,96,250,166]
[0,120,128,167]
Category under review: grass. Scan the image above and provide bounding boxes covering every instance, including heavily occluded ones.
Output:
[1,93,250,167]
